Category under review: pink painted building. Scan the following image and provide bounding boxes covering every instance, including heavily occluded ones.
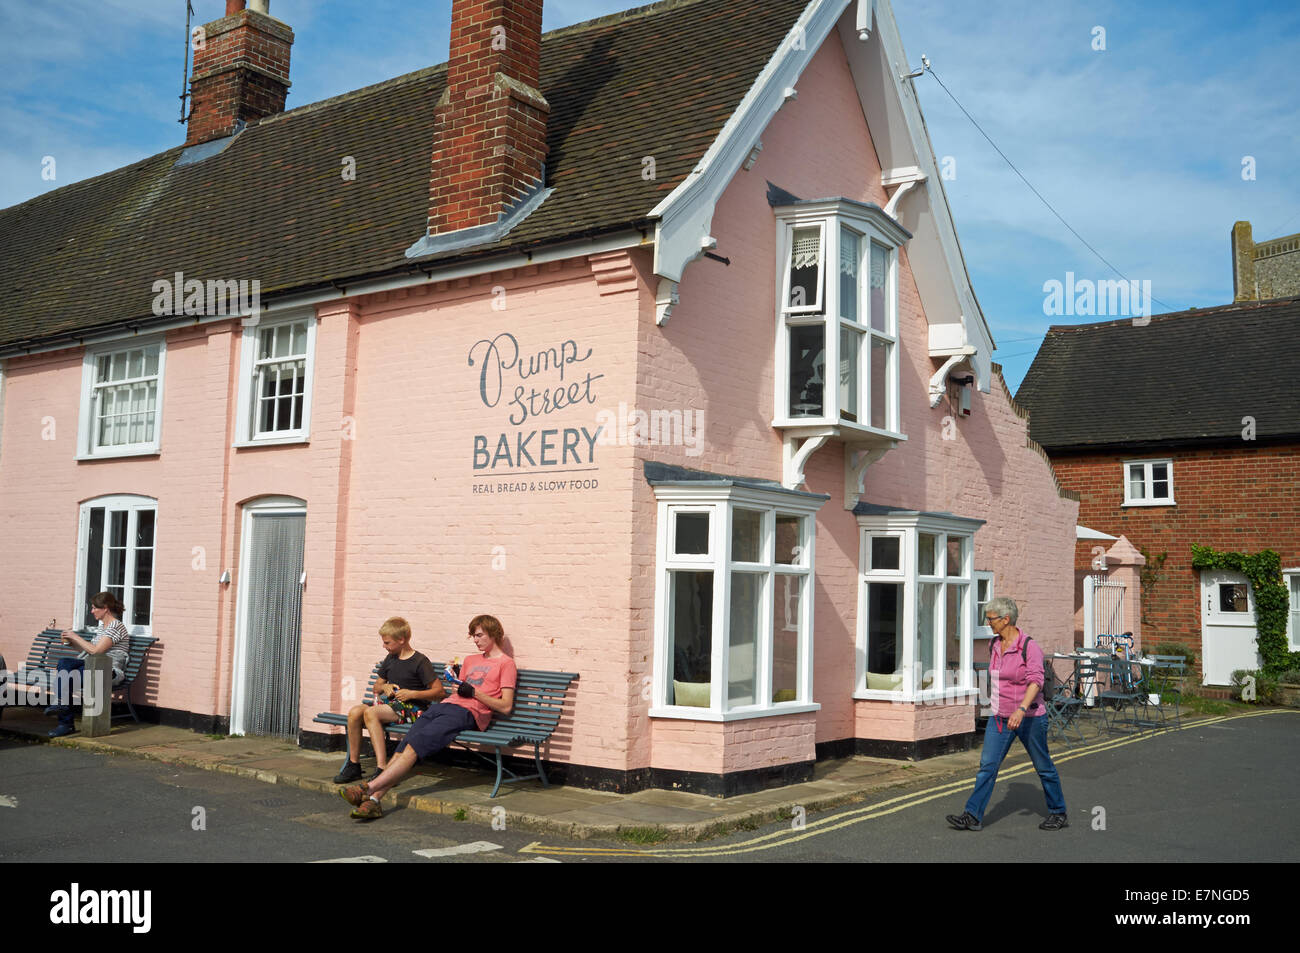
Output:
[0,0,1077,794]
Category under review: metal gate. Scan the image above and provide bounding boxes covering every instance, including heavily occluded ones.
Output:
[1083,574,1126,649]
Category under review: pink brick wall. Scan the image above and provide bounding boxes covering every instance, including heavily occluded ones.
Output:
[337,259,641,770]
[633,33,1077,772]
[0,29,1076,788]
[854,698,974,741]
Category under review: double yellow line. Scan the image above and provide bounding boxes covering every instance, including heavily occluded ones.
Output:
[517,709,1295,859]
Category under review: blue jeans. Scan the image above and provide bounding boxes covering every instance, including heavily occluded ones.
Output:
[51,658,84,729]
[964,714,1065,822]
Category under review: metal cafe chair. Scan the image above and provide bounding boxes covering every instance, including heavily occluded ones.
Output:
[1044,656,1085,747]
[1097,655,1152,734]
[1072,653,1105,724]
[1146,655,1187,728]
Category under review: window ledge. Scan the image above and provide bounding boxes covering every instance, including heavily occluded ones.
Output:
[853,688,980,704]
[649,702,821,722]
[772,420,906,444]
[75,448,160,462]
[233,435,310,449]
[1122,499,1175,507]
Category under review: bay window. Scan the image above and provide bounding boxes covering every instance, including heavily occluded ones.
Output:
[651,472,826,720]
[856,507,983,701]
[774,200,908,439]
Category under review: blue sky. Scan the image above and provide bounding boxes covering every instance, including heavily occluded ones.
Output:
[3,0,1297,391]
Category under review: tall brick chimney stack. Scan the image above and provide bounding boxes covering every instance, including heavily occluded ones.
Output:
[427,0,551,236]
[186,1,293,147]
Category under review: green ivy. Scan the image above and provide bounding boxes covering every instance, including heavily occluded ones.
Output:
[1190,544,1298,676]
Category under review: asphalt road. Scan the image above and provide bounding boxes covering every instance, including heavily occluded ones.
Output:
[2,709,1296,865]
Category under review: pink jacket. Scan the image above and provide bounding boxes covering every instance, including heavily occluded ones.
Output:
[989,627,1047,719]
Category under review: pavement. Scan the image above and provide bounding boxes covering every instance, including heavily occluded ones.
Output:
[0,704,1220,842]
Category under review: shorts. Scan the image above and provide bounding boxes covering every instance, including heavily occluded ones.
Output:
[375,697,425,726]
[396,704,477,760]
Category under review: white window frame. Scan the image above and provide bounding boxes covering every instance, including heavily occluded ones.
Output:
[1285,570,1300,652]
[650,484,825,721]
[234,310,317,446]
[73,494,157,635]
[1122,458,1175,506]
[975,571,995,641]
[76,337,166,459]
[855,511,983,703]
[0,359,6,469]
[773,200,907,440]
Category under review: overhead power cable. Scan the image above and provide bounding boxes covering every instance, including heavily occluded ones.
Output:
[920,64,1179,314]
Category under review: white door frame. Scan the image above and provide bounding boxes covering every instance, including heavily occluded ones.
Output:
[230,496,306,735]
[1199,569,1258,686]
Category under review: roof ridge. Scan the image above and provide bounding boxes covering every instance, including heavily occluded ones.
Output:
[0,147,182,218]
[256,62,448,129]
[1045,293,1300,333]
[248,0,718,130]
[544,0,716,39]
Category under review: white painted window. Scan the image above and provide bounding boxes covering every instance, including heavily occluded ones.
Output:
[975,571,995,640]
[651,485,824,720]
[1284,571,1300,652]
[235,312,316,445]
[856,512,982,701]
[75,495,157,634]
[774,201,905,437]
[78,339,166,458]
[1122,459,1174,506]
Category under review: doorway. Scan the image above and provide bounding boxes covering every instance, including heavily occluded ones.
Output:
[1199,570,1260,686]
[231,498,306,737]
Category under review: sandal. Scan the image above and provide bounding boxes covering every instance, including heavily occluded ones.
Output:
[350,797,383,820]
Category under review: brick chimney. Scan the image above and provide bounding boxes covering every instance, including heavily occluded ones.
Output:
[186,1,293,147]
[426,0,551,236]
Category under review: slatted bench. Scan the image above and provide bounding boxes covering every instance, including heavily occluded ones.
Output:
[314,663,578,798]
[7,628,157,723]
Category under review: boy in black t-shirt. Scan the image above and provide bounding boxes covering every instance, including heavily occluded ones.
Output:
[334,617,442,783]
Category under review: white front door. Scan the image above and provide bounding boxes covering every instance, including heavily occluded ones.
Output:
[1199,570,1260,685]
[231,498,306,737]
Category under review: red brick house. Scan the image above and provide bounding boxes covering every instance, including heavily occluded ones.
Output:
[1016,294,1300,685]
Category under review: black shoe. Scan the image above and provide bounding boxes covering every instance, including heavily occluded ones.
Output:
[48,723,77,738]
[333,760,363,784]
[1039,813,1068,831]
[946,812,982,831]
[368,767,384,782]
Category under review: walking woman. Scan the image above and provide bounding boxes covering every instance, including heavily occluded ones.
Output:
[47,592,130,738]
[946,596,1068,831]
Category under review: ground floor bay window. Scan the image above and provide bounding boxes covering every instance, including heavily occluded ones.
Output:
[854,505,983,701]
[648,465,827,720]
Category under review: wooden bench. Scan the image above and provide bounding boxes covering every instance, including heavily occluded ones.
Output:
[314,663,578,798]
[8,628,157,723]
